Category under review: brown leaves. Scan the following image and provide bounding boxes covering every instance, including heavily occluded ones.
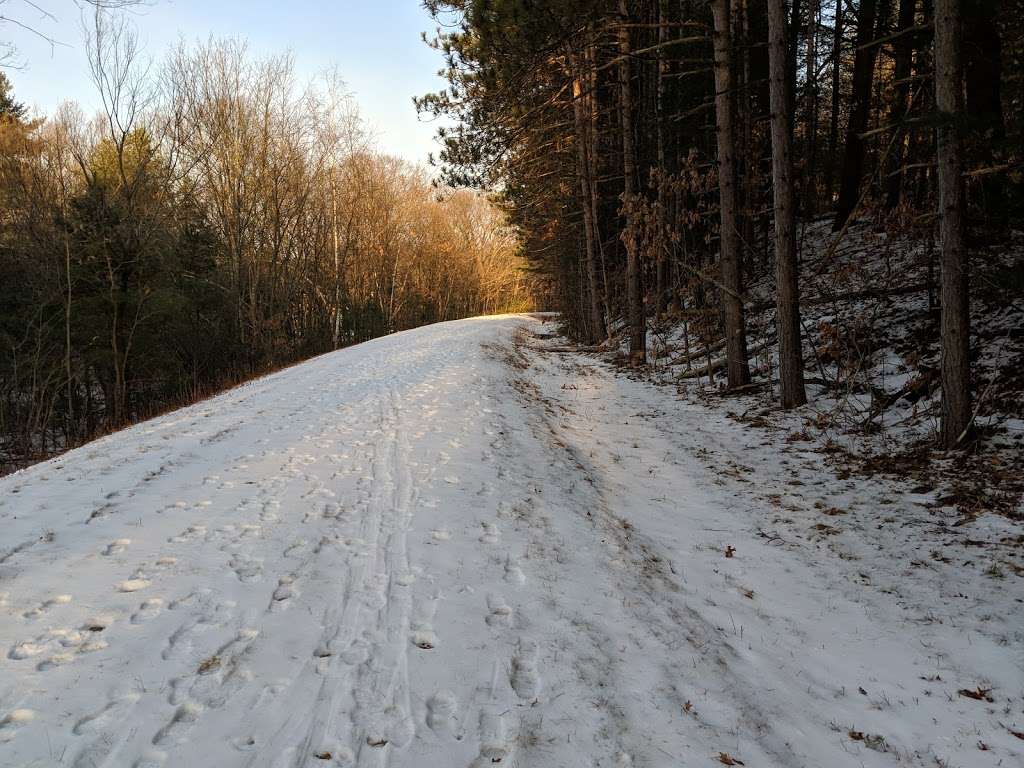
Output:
[724,545,736,558]
[848,731,888,752]
[716,752,745,765]
[197,655,221,674]
[958,686,994,702]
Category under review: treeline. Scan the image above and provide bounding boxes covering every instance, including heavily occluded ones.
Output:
[420,0,1021,447]
[0,23,532,472]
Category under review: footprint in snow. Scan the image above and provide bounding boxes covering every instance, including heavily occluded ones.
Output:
[479,521,500,545]
[503,557,526,587]
[161,601,234,662]
[510,639,542,699]
[36,652,76,670]
[170,628,258,710]
[117,578,151,593]
[0,709,34,743]
[410,596,439,650]
[103,538,131,556]
[471,710,516,767]
[425,691,462,739]
[73,692,141,735]
[229,552,263,583]
[152,702,202,747]
[168,589,209,611]
[23,593,72,619]
[132,750,167,768]
[168,524,206,544]
[131,598,164,624]
[269,575,298,611]
[485,594,513,627]
[310,740,354,765]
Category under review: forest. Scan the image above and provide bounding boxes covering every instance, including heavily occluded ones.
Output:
[419,0,1023,482]
[0,17,533,473]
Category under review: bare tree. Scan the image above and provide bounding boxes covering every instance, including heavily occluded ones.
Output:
[1,1,151,67]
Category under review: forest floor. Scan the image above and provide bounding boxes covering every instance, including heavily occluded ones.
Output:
[0,314,1021,768]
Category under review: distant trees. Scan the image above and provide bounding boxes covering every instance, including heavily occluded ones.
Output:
[0,33,532,472]
[421,0,1021,443]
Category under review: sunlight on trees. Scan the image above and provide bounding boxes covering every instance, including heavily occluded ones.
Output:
[0,24,533,470]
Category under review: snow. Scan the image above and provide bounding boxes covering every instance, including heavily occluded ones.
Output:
[0,315,1021,767]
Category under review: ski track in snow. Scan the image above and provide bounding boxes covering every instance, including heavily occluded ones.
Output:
[0,315,1020,768]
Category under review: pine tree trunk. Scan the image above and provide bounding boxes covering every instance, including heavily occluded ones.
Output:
[768,0,809,408]
[963,0,1005,220]
[569,49,606,344]
[787,0,802,117]
[712,0,752,387]
[806,0,820,212]
[935,0,971,447]
[826,0,843,203]
[885,0,918,209]
[655,0,670,316]
[963,0,1004,142]
[587,40,612,331]
[618,0,646,365]
[833,0,880,229]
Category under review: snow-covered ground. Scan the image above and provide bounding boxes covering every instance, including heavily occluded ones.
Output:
[0,315,1021,768]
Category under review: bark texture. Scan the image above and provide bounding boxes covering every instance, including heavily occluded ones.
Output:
[768,0,808,408]
[712,0,752,387]
[934,0,971,447]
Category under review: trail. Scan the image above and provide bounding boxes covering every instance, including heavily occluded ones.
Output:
[0,315,1020,767]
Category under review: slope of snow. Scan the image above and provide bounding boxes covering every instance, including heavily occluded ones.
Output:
[0,315,1021,767]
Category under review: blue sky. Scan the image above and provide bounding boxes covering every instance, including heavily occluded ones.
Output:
[5,0,452,165]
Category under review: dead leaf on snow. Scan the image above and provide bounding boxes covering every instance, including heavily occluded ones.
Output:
[958,686,994,702]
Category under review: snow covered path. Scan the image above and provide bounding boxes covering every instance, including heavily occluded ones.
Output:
[1,315,1021,768]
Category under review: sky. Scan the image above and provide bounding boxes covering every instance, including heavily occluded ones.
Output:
[3,0,453,166]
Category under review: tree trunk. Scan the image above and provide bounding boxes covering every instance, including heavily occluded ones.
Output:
[618,0,646,365]
[934,0,971,447]
[570,48,606,344]
[655,0,669,316]
[587,40,612,332]
[963,0,1005,220]
[806,0,820,212]
[787,0,802,117]
[826,0,844,203]
[768,0,809,408]
[832,0,880,229]
[885,0,918,209]
[712,0,752,387]
[963,0,1004,142]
